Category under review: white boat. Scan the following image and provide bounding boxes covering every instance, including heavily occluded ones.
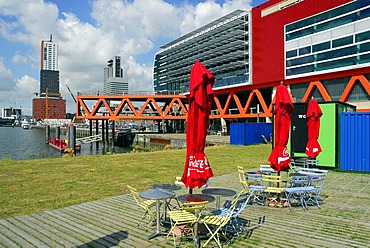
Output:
[21,119,31,129]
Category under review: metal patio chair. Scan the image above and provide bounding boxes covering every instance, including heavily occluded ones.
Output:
[127,185,157,229]
[284,174,314,211]
[201,191,243,247]
[166,201,208,247]
[262,174,286,207]
[237,166,266,205]
[305,173,327,208]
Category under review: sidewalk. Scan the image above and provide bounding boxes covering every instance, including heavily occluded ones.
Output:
[143,133,230,145]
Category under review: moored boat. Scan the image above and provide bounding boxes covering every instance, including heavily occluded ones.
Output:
[48,137,81,152]
[0,118,15,127]
[21,119,31,129]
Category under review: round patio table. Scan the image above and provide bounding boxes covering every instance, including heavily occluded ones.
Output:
[202,188,236,209]
[177,193,215,203]
[150,184,181,220]
[139,189,175,240]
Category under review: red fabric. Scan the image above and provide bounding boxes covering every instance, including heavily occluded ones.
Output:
[268,85,294,171]
[305,99,323,158]
[181,61,214,189]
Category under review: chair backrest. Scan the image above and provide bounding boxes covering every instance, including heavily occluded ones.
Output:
[175,176,185,186]
[219,191,245,226]
[298,168,328,175]
[289,175,310,187]
[262,175,283,187]
[304,159,319,168]
[231,194,249,218]
[237,165,248,190]
[259,164,275,174]
[246,173,263,185]
[309,173,327,188]
[127,185,141,204]
[181,201,208,212]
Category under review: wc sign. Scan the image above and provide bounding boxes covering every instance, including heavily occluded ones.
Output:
[297,114,306,119]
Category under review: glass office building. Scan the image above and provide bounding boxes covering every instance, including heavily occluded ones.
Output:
[153,10,250,95]
[153,0,370,111]
[285,0,370,78]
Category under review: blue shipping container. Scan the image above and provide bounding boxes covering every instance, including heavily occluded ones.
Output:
[230,123,272,145]
[340,112,370,172]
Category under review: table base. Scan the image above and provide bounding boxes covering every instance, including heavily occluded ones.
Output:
[147,230,169,240]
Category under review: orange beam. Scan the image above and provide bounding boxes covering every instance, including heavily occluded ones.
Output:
[76,73,370,121]
[301,81,332,102]
[339,75,370,102]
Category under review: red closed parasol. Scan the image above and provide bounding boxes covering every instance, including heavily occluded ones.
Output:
[305,99,323,158]
[181,61,214,189]
[268,84,294,171]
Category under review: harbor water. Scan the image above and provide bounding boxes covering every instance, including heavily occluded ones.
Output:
[0,126,131,161]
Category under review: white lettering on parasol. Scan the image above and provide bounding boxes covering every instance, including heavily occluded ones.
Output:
[187,155,210,176]
[277,148,290,164]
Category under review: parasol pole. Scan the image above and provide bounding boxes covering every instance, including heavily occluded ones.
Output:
[277,81,284,188]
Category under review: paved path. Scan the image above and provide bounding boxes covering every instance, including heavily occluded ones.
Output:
[0,171,369,247]
[143,133,230,145]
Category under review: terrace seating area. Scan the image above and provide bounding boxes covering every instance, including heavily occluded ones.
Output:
[237,160,330,210]
[0,170,369,247]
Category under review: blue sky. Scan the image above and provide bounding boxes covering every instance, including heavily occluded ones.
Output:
[0,0,267,115]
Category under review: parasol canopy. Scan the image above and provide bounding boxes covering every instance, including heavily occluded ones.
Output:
[268,84,294,171]
[305,98,323,158]
[181,61,215,189]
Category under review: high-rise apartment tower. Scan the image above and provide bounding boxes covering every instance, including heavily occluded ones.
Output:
[103,56,129,95]
[33,35,66,119]
[40,34,60,97]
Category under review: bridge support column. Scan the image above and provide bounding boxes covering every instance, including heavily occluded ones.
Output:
[45,125,50,144]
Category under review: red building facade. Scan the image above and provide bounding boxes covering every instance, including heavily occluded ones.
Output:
[251,0,370,111]
[33,98,66,119]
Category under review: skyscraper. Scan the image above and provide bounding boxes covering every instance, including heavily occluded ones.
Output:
[103,56,129,95]
[40,34,60,97]
[33,35,66,119]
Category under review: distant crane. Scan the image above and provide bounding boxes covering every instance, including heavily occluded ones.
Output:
[66,84,77,103]
[65,84,87,124]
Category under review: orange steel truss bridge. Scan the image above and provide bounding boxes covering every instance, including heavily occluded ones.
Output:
[75,75,370,121]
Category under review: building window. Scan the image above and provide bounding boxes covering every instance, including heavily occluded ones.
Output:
[332,36,353,48]
[313,41,330,52]
[285,0,370,78]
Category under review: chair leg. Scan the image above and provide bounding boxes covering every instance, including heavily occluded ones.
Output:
[166,219,177,247]
[203,223,222,248]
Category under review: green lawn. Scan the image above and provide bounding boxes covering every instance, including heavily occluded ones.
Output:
[0,144,271,219]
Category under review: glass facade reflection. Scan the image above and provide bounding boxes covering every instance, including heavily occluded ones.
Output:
[285,0,370,78]
[153,10,250,95]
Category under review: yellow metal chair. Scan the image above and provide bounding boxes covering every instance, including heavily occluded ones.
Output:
[175,176,185,186]
[237,166,266,204]
[127,185,157,229]
[262,175,286,206]
[237,165,248,190]
[201,190,244,247]
[167,201,208,247]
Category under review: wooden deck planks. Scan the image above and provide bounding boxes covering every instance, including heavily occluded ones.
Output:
[0,171,369,247]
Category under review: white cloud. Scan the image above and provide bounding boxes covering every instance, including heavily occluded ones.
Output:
[11,52,28,64]
[0,58,38,115]
[179,0,252,34]
[0,58,15,91]
[0,0,253,114]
